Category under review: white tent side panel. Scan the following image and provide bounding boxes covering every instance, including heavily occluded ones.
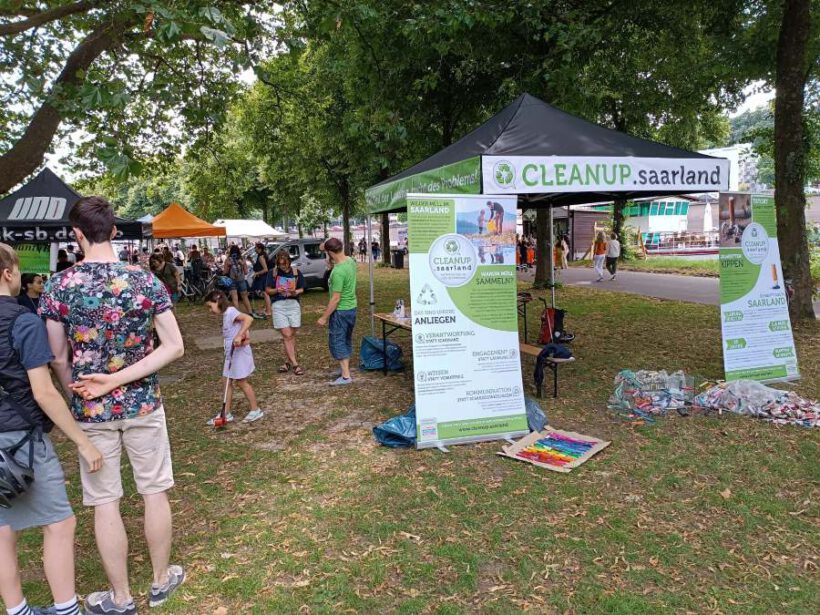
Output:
[212,219,288,238]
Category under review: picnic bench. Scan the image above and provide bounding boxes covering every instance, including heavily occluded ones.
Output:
[520,342,576,399]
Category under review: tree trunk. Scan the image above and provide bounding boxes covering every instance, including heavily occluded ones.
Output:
[533,208,550,288]
[0,18,130,193]
[612,198,626,259]
[341,204,352,255]
[774,0,814,321]
[381,213,390,265]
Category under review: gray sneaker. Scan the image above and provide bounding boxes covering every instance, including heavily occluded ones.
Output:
[149,564,186,607]
[85,591,137,615]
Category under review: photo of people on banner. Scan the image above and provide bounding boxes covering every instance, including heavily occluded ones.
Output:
[457,200,518,265]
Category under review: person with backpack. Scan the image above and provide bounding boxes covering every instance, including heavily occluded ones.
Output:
[149,254,179,305]
[1,242,103,615]
[223,245,253,315]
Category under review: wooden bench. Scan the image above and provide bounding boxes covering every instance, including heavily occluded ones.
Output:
[520,342,576,399]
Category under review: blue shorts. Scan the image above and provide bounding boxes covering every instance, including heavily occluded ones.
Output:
[0,432,73,531]
[232,279,249,293]
[328,309,356,360]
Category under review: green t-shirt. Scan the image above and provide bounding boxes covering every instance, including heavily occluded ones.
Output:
[329,256,357,311]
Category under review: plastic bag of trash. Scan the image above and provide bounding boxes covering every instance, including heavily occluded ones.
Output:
[526,397,548,432]
[373,404,416,448]
[359,335,404,371]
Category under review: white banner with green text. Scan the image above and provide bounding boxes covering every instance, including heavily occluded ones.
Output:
[719,193,799,382]
[407,193,528,448]
[483,156,730,193]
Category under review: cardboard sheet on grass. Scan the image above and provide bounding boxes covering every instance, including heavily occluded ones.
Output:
[498,427,610,473]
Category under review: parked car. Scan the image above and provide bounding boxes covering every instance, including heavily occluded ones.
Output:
[243,238,329,290]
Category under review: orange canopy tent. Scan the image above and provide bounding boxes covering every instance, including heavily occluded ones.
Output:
[151,202,226,238]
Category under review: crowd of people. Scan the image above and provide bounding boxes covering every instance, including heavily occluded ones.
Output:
[0,198,359,615]
[516,234,571,270]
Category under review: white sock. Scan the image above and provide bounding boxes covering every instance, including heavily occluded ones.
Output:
[53,595,81,615]
[7,598,32,615]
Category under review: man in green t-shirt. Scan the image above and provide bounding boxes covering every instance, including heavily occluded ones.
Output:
[317,238,357,385]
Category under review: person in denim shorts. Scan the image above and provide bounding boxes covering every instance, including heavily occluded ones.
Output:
[317,238,357,385]
[42,198,186,615]
[223,245,253,315]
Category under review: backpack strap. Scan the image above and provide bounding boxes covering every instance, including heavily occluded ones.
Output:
[3,311,42,454]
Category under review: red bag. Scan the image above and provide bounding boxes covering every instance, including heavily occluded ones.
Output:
[538,307,556,344]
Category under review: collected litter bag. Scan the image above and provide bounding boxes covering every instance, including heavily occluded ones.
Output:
[525,397,548,432]
[373,403,416,448]
[359,335,404,371]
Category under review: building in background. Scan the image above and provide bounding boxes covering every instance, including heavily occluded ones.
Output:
[699,143,765,192]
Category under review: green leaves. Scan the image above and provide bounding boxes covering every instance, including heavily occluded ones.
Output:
[97,146,143,180]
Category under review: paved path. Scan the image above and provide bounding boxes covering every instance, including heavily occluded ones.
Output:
[194,327,282,351]
[519,266,820,315]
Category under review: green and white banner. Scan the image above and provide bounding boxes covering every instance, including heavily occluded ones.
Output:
[16,243,52,274]
[366,157,481,214]
[483,156,730,193]
[407,193,528,448]
[719,193,799,382]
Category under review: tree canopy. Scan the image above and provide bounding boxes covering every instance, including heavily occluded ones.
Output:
[0,0,276,192]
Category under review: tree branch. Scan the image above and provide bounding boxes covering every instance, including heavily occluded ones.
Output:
[0,0,96,36]
[0,14,136,192]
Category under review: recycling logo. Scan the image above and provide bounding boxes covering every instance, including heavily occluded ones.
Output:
[493,160,515,188]
[417,283,438,306]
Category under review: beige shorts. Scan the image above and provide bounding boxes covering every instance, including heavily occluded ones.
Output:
[78,407,174,506]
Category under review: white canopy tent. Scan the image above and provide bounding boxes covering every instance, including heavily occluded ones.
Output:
[212,219,288,239]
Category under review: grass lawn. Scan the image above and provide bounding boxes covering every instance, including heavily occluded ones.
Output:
[17,265,819,614]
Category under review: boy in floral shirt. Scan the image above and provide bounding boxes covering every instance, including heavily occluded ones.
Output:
[41,197,185,615]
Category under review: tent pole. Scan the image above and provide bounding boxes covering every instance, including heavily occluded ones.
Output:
[549,205,555,308]
[367,215,375,337]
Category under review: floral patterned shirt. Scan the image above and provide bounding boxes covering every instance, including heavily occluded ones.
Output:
[40,262,172,422]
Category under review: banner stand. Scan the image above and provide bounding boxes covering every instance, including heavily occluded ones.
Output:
[407,193,528,450]
[718,192,799,383]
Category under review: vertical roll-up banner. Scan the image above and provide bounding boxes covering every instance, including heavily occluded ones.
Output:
[407,193,528,449]
[719,193,799,382]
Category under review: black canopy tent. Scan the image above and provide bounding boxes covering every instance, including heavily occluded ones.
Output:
[363,92,730,320]
[366,93,729,212]
[0,167,146,242]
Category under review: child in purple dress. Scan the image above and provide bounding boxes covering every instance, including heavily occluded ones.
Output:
[204,290,264,424]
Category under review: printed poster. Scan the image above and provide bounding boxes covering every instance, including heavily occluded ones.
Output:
[407,193,528,448]
[16,243,51,274]
[719,193,799,382]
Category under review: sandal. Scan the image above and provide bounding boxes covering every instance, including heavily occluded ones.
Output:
[278,362,291,373]
[293,365,305,376]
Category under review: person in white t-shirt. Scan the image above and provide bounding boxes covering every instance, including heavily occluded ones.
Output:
[605,232,621,280]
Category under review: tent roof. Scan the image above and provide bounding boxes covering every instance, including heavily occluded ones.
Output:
[0,168,145,240]
[212,219,286,238]
[368,93,724,212]
[152,202,226,238]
